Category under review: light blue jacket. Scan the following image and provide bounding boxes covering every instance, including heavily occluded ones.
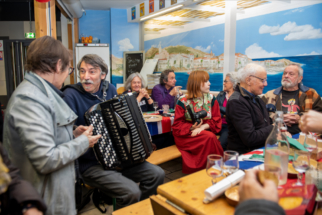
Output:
[3,72,89,215]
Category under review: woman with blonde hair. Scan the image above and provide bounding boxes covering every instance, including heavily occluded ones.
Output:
[172,70,223,174]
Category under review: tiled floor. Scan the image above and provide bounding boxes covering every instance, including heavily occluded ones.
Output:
[78,158,185,215]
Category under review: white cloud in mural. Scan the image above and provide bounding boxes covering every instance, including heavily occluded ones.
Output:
[118,38,134,51]
[195,45,211,53]
[245,43,281,59]
[284,8,305,15]
[297,51,321,56]
[259,21,322,41]
[259,24,279,34]
[219,39,224,42]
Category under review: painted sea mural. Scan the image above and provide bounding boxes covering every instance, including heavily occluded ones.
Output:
[144,2,322,94]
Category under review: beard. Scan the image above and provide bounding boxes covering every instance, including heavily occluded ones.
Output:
[281,79,298,88]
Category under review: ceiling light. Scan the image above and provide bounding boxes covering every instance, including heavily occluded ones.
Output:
[140,4,184,21]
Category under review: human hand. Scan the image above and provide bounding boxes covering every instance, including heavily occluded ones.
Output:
[138,88,146,99]
[191,127,204,137]
[82,125,102,148]
[190,119,203,131]
[23,208,43,215]
[73,125,88,138]
[300,110,322,133]
[152,143,157,151]
[169,87,179,97]
[284,114,300,126]
[239,169,278,203]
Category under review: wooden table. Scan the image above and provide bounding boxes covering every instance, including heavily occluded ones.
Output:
[157,169,235,215]
[112,199,153,215]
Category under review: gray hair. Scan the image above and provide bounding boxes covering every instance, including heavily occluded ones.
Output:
[285,63,303,77]
[225,72,238,88]
[124,72,146,91]
[160,69,174,85]
[77,54,109,75]
[238,63,266,82]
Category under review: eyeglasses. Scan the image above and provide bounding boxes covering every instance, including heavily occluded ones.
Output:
[250,75,267,84]
[68,67,74,75]
[223,80,230,83]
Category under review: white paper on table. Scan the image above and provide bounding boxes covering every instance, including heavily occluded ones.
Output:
[204,170,245,203]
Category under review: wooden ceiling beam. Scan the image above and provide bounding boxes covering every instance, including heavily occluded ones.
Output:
[34,0,56,39]
[154,17,211,22]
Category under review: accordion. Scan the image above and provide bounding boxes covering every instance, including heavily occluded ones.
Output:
[85,92,153,170]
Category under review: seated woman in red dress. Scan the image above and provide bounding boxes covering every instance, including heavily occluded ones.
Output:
[172,70,223,174]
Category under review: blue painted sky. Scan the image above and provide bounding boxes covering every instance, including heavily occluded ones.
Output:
[144,23,225,56]
[144,3,322,58]
[111,8,139,58]
[79,10,111,44]
[236,3,322,58]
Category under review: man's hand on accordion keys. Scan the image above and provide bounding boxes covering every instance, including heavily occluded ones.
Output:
[82,125,102,148]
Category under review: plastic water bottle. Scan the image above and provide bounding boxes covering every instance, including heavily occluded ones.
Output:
[264,111,290,185]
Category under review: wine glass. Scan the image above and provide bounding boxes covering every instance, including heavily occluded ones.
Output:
[153,102,158,113]
[223,151,239,174]
[292,150,310,187]
[206,155,223,185]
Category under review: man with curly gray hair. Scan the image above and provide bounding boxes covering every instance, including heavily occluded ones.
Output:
[226,63,273,154]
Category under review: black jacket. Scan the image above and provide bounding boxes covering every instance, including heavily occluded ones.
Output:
[226,85,273,154]
[216,91,227,118]
[0,143,47,214]
[122,90,154,112]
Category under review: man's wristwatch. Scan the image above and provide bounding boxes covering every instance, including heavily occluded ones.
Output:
[147,97,151,100]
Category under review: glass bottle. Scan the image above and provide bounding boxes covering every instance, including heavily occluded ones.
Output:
[264,111,290,185]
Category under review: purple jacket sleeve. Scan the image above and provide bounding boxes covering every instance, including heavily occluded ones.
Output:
[151,86,174,109]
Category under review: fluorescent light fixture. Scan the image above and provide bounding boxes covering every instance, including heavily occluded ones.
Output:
[140,4,184,21]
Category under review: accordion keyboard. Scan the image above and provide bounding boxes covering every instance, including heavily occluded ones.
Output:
[112,99,146,161]
[87,110,120,168]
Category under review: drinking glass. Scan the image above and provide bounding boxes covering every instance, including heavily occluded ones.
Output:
[153,102,158,113]
[206,155,223,185]
[223,151,239,174]
[304,133,318,153]
[162,104,169,114]
[292,150,310,186]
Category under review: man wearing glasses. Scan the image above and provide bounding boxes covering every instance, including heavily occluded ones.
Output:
[262,64,322,135]
[226,63,273,154]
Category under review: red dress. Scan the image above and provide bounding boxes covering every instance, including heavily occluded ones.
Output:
[172,95,223,174]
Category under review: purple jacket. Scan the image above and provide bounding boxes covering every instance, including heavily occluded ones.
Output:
[151,84,175,109]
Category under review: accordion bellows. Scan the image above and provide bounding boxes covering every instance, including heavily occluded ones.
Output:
[85,92,153,170]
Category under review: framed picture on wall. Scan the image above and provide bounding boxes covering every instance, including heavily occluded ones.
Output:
[149,0,154,13]
[160,0,165,9]
[131,7,136,20]
[140,3,145,17]
[171,0,177,5]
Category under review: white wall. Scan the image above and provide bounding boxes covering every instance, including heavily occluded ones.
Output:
[61,15,69,49]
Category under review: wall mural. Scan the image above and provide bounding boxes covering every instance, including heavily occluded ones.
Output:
[111,8,139,86]
[144,2,322,94]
